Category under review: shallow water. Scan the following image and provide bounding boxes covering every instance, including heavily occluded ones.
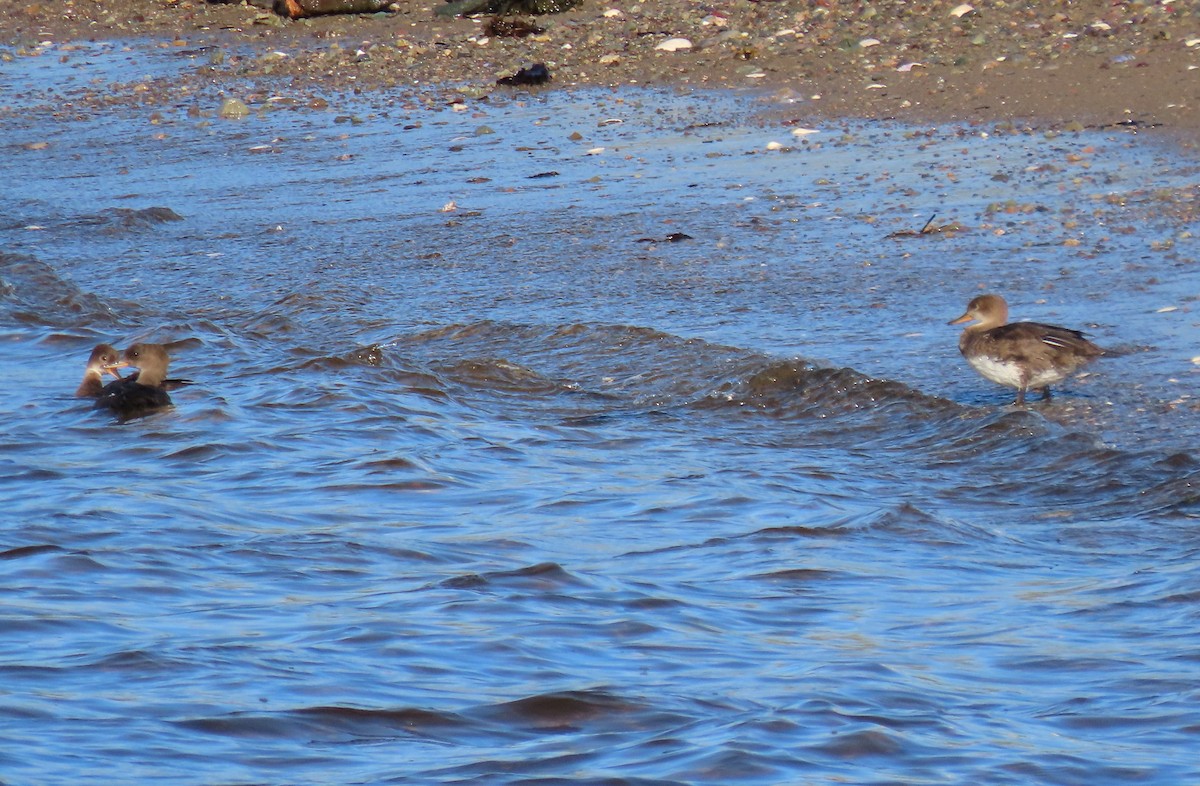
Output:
[2,41,1200,785]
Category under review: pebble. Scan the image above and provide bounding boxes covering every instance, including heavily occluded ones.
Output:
[219,98,251,119]
[656,38,693,52]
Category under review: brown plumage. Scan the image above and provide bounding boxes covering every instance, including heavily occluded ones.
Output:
[76,344,124,398]
[949,294,1106,405]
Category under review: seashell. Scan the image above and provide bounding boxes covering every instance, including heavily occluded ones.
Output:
[950,3,973,17]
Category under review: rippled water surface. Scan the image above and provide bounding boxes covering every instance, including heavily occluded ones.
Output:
[3,41,1200,785]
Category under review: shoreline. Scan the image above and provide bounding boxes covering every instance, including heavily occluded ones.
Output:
[2,1,1198,141]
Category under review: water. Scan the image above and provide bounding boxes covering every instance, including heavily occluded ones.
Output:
[2,41,1200,785]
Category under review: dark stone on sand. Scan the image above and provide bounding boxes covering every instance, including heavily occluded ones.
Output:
[497,63,551,87]
[485,17,545,37]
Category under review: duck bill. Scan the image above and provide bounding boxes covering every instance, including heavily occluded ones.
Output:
[104,360,130,377]
[947,312,974,326]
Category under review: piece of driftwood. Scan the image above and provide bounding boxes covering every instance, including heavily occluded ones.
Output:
[274,0,396,19]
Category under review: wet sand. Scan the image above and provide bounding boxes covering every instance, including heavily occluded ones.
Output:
[3,0,1199,138]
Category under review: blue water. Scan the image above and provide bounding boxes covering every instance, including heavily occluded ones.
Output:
[2,39,1200,785]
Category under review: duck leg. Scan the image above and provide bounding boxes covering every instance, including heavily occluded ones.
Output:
[1039,387,1053,401]
[1013,370,1032,406]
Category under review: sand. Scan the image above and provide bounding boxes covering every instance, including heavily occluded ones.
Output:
[2,0,1199,138]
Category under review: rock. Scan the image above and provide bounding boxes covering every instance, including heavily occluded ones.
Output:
[656,38,693,52]
[219,98,251,119]
[497,63,551,86]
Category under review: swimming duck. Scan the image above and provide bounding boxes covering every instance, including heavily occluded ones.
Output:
[949,293,1106,405]
[75,343,124,398]
[94,343,174,419]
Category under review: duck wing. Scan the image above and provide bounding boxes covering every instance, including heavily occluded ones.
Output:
[970,322,1104,369]
[94,380,172,420]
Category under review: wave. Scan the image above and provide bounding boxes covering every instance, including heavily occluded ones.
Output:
[173,687,649,743]
[0,252,130,329]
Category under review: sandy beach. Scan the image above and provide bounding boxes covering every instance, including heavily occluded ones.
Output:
[3,0,1199,138]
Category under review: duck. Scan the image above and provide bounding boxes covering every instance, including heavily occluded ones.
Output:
[949,293,1106,405]
[75,343,124,398]
[94,343,174,419]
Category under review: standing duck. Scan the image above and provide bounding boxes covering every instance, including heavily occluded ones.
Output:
[949,294,1106,405]
[75,343,124,398]
[94,343,174,419]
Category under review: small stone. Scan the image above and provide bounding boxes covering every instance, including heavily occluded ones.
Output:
[219,98,251,119]
[950,3,974,18]
[656,38,693,52]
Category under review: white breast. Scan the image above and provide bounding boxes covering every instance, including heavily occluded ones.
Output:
[966,355,1066,389]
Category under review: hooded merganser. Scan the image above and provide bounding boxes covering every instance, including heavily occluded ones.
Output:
[75,343,124,398]
[94,343,173,419]
[949,293,1106,405]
